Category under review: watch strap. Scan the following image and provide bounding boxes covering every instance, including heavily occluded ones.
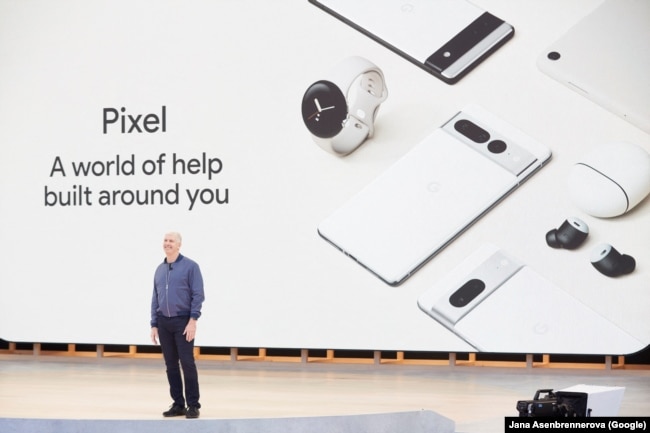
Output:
[325,56,388,154]
[330,118,370,154]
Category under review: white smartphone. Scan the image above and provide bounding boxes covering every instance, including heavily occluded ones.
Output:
[308,0,514,84]
[417,244,645,354]
[317,104,551,286]
[536,0,650,134]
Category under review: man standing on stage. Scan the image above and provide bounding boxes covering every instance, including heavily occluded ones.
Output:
[150,232,205,419]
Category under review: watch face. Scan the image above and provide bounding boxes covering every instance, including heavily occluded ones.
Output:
[301,80,348,138]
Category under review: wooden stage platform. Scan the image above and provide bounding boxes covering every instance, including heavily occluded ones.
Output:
[1,353,649,432]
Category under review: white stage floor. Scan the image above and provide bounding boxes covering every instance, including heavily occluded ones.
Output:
[0,354,649,433]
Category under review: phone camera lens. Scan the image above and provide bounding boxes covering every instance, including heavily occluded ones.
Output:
[488,140,507,154]
[547,51,561,61]
[449,279,486,308]
[454,119,490,143]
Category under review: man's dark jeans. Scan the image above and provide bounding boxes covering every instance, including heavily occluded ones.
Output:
[157,315,200,408]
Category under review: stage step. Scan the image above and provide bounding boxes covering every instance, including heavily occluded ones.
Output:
[1,410,455,433]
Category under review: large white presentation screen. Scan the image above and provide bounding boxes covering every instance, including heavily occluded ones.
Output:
[1,0,648,355]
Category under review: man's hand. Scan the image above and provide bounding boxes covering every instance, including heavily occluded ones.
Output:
[150,327,159,345]
[184,318,197,342]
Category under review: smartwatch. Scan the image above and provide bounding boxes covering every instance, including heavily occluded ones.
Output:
[301,56,388,155]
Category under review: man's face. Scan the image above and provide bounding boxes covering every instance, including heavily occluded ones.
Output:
[163,234,181,256]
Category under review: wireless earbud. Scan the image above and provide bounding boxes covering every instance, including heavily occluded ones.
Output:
[546,217,589,249]
[590,243,636,277]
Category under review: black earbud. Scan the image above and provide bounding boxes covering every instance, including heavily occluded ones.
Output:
[546,217,589,249]
[590,243,636,277]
